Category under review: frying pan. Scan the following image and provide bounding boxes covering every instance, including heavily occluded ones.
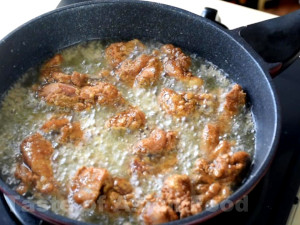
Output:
[0,1,299,224]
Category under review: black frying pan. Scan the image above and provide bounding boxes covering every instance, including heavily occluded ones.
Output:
[0,1,299,224]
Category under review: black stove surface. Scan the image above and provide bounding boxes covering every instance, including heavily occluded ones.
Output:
[1,1,300,224]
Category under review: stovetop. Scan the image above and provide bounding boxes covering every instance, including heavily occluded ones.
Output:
[1,1,300,225]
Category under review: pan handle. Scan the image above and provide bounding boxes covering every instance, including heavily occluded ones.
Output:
[234,9,300,77]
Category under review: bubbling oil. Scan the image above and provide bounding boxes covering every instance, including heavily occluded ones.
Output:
[0,40,255,224]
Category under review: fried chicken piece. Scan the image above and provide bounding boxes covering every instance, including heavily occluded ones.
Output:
[133,129,177,154]
[161,174,192,218]
[51,71,88,87]
[142,201,178,225]
[105,39,145,68]
[52,72,71,84]
[159,88,198,117]
[39,54,63,82]
[105,107,146,130]
[14,163,34,195]
[161,44,203,86]
[41,117,70,133]
[116,54,151,86]
[19,133,55,194]
[79,82,125,106]
[224,84,246,116]
[71,167,111,208]
[71,71,88,87]
[60,121,83,145]
[161,44,191,71]
[201,123,220,153]
[130,152,178,176]
[39,83,80,108]
[41,117,84,145]
[208,151,250,181]
[134,56,162,88]
[104,178,134,212]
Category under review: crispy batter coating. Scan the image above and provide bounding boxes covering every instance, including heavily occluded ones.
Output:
[159,88,198,117]
[18,133,55,194]
[41,117,70,133]
[116,54,151,86]
[224,84,246,116]
[105,39,145,68]
[201,123,220,153]
[161,174,192,218]
[133,129,177,154]
[71,71,88,87]
[161,44,203,86]
[105,107,146,130]
[39,54,63,82]
[71,167,111,208]
[60,122,83,145]
[79,82,125,106]
[134,56,162,88]
[142,201,178,225]
[39,83,80,108]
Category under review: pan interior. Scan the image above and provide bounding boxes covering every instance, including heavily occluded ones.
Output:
[0,1,279,224]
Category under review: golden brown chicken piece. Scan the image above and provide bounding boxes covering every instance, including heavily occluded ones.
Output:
[41,117,70,133]
[161,174,192,218]
[105,39,145,68]
[158,88,198,117]
[142,201,178,225]
[105,107,146,130]
[116,54,151,86]
[14,163,34,195]
[79,82,125,106]
[134,56,162,88]
[60,122,83,145]
[50,71,88,87]
[71,71,88,87]
[201,123,220,153]
[71,167,111,208]
[39,54,63,82]
[208,151,250,181]
[19,133,55,194]
[41,117,84,145]
[224,84,246,116]
[104,177,134,212]
[39,83,80,108]
[133,129,177,155]
[161,44,203,86]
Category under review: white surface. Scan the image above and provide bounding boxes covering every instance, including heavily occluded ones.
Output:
[0,0,276,40]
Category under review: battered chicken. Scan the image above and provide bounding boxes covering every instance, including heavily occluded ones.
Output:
[18,133,55,194]
[41,117,84,145]
[104,178,134,212]
[39,83,80,108]
[116,54,151,86]
[105,107,146,130]
[105,39,145,68]
[224,84,246,116]
[133,129,177,155]
[142,201,178,225]
[161,174,192,218]
[159,88,198,117]
[161,44,203,86]
[79,82,125,106]
[39,54,63,82]
[135,56,162,88]
[201,123,220,153]
[71,167,111,208]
